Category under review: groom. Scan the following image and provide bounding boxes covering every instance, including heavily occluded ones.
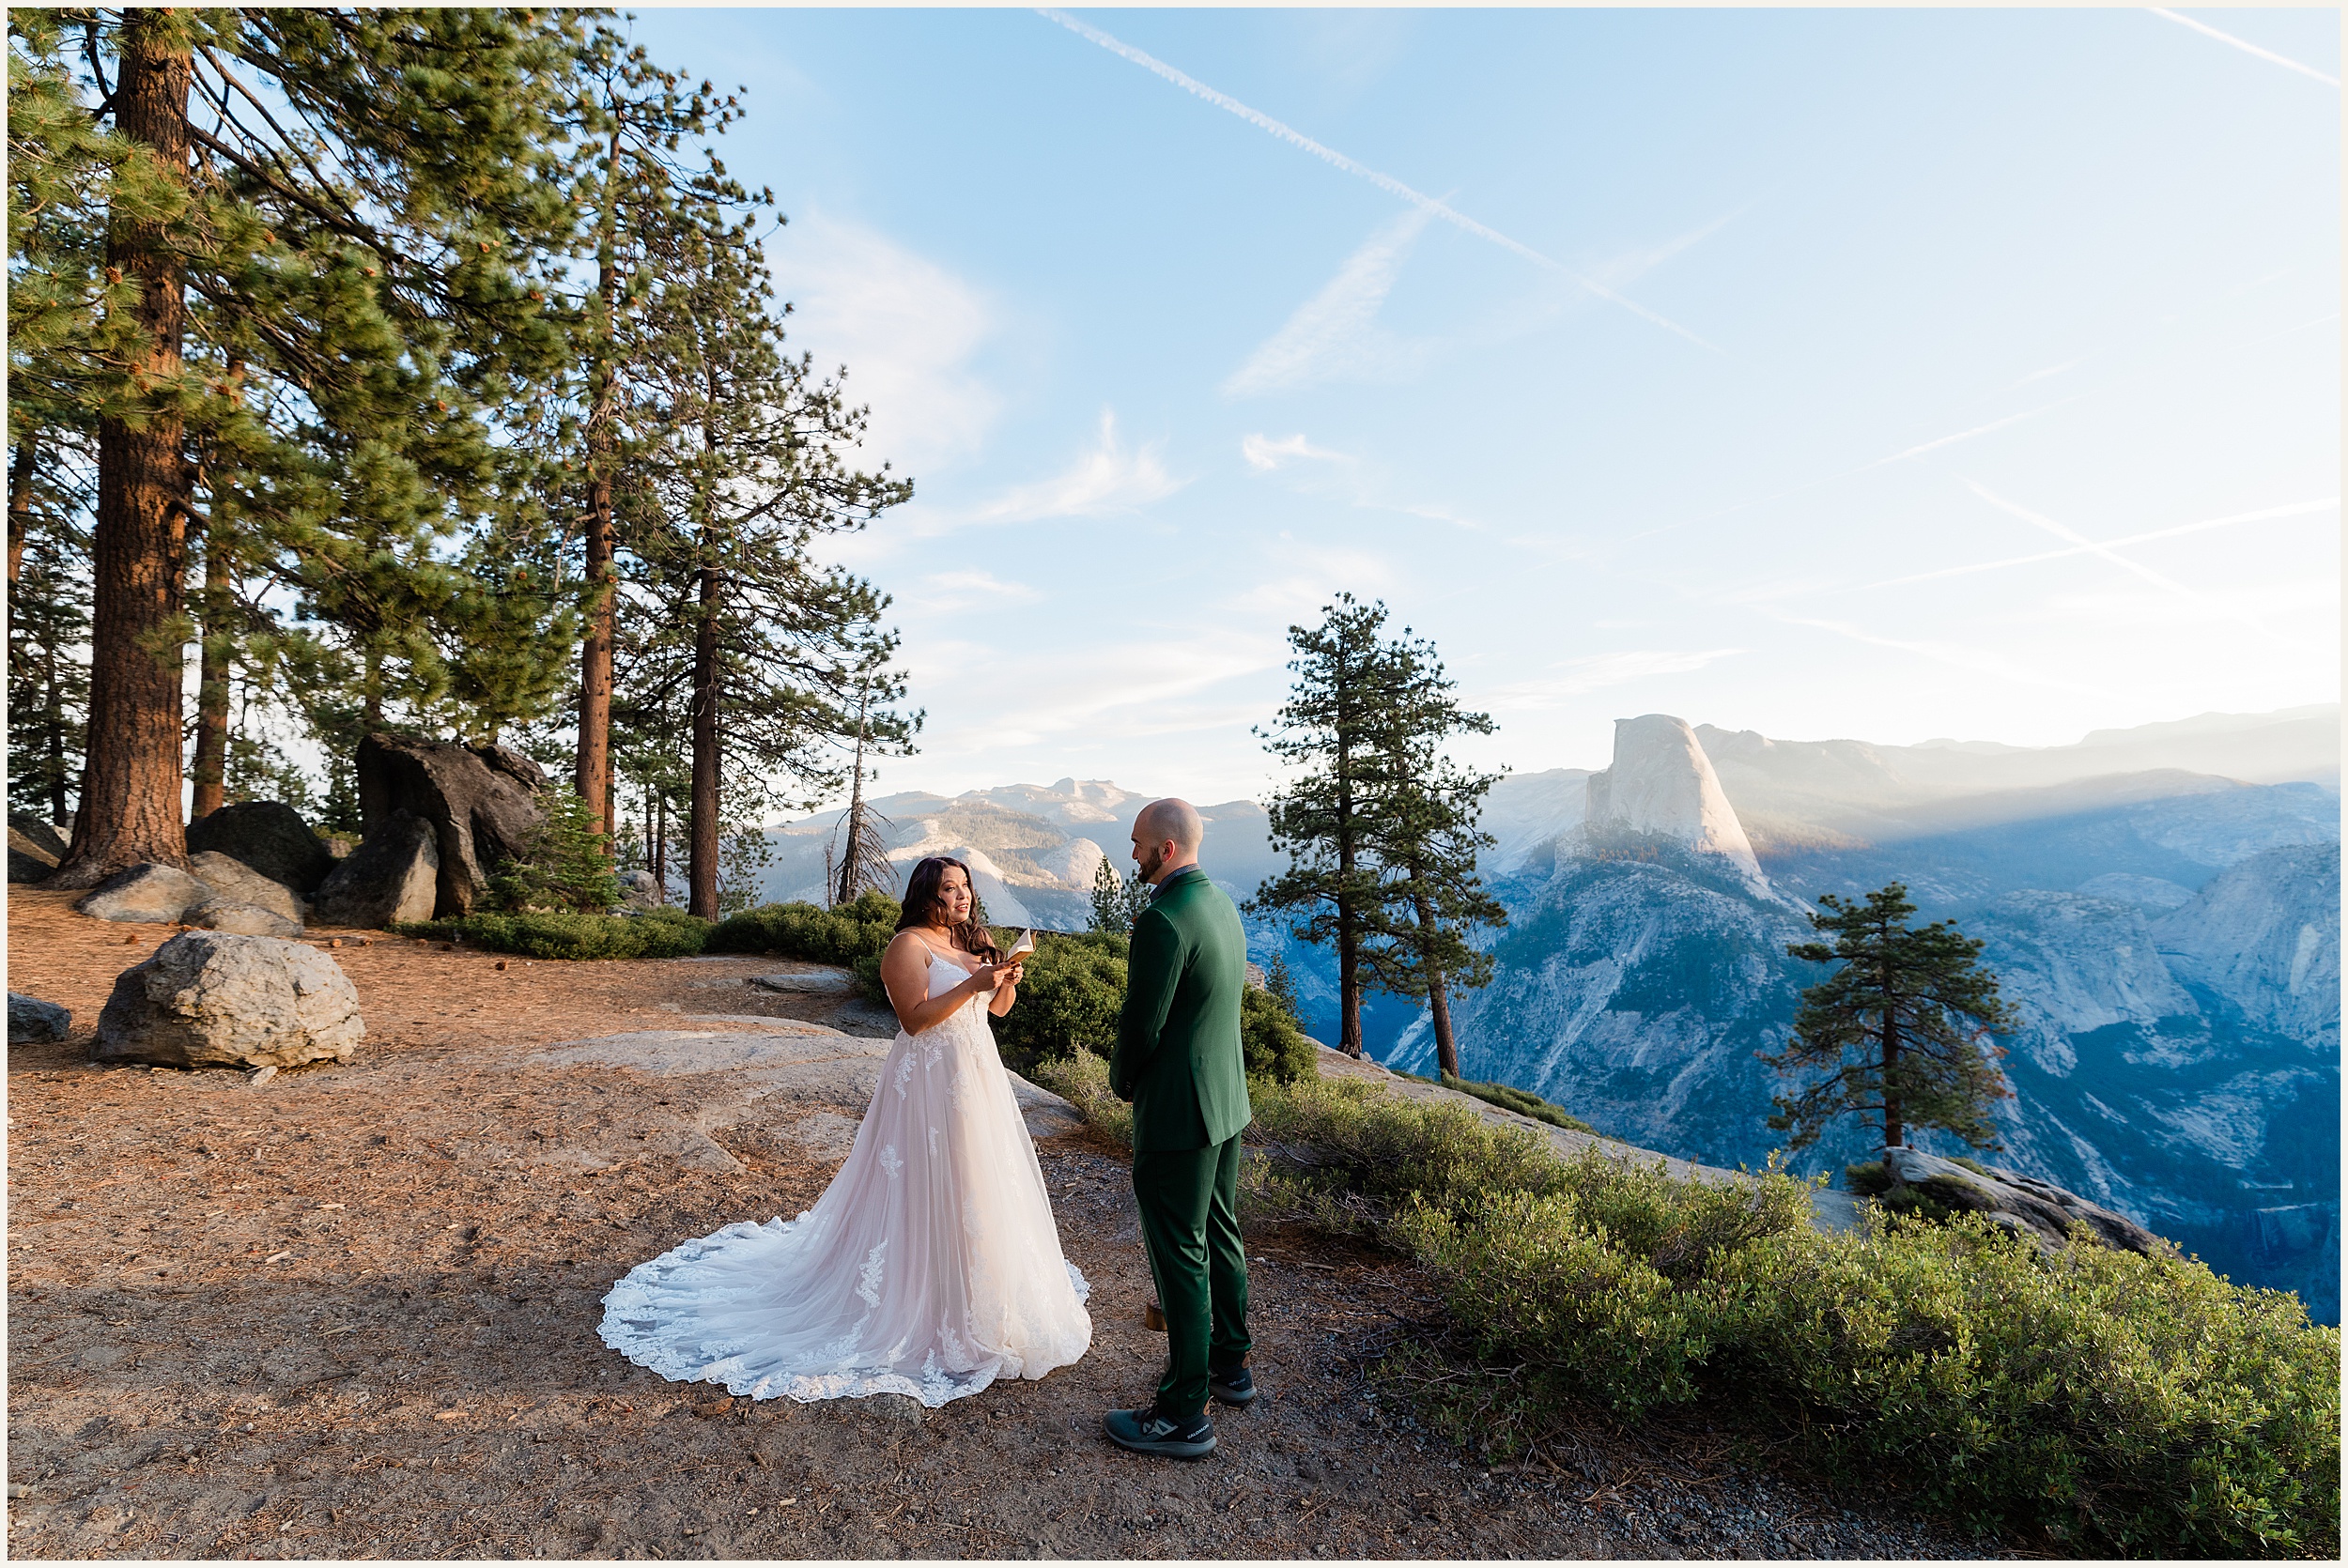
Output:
[1103,797,1255,1460]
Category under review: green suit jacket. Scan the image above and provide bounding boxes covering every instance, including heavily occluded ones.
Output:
[1110,866,1253,1152]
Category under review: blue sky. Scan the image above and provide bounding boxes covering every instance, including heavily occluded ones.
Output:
[626,7,2340,808]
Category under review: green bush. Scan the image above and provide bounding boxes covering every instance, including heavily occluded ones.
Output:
[1038,1063,2340,1557]
[704,891,900,964]
[1028,1046,1133,1150]
[1394,1068,1597,1133]
[988,930,1129,1064]
[483,783,625,914]
[1241,985,1318,1084]
[393,906,709,961]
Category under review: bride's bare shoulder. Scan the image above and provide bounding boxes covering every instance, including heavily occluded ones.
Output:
[883,929,935,961]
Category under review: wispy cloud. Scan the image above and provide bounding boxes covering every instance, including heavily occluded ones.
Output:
[1222,535,1396,621]
[1224,207,1434,397]
[1238,433,1486,530]
[2150,9,2340,88]
[956,410,1182,528]
[773,212,998,474]
[2007,357,2082,391]
[1036,8,1719,352]
[907,631,1286,755]
[1241,432,1352,471]
[1868,401,2072,469]
[1624,397,2073,544]
[1960,481,2316,653]
[1868,497,2340,590]
[899,569,1046,617]
[1482,648,1743,712]
[1774,614,2121,699]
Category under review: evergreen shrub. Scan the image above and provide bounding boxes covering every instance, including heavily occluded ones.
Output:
[394,906,708,961]
[703,890,901,964]
[988,930,1129,1064]
[1039,1063,2340,1557]
[1394,1068,1597,1133]
[485,784,626,914]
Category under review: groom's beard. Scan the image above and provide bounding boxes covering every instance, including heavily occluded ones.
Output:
[1135,845,1165,885]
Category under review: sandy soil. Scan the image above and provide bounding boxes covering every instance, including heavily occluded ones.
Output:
[6,886,2000,1560]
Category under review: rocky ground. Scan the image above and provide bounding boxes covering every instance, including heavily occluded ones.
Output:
[7,886,2005,1560]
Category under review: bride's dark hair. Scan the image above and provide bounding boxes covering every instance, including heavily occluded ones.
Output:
[895,855,1001,961]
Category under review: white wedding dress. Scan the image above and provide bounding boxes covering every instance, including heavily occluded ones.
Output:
[599,952,1092,1406]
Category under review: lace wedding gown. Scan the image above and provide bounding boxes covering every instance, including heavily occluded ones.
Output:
[599,953,1092,1406]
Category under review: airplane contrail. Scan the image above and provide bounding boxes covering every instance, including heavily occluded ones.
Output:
[1867,497,2339,589]
[1035,8,1720,352]
[2150,9,2340,88]
[1963,481,2315,653]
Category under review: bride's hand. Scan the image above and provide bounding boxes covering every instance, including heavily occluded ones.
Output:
[972,961,1020,993]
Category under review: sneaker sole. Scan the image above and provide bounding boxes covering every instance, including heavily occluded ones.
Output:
[1104,1430,1217,1460]
[1210,1384,1257,1407]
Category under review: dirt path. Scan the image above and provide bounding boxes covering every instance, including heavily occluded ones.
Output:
[7,888,1996,1560]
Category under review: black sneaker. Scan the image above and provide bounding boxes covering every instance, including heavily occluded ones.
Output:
[1209,1364,1257,1407]
[1103,1402,1216,1459]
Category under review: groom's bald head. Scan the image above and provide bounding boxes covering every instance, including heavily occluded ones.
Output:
[1135,797,1203,853]
[1131,797,1203,885]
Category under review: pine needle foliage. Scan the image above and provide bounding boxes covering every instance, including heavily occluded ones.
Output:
[1765,883,2020,1152]
[484,781,624,914]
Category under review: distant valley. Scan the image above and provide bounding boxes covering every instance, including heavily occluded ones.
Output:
[753,705,2340,1320]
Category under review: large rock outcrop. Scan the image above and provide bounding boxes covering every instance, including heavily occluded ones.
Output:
[1885,1146,2169,1255]
[75,862,207,925]
[356,733,546,918]
[187,851,305,927]
[1583,715,1766,885]
[309,810,440,928]
[185,801,336,896]
[183,897,305,939]
[92,931,363,1068]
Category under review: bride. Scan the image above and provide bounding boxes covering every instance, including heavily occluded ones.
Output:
[599,855,1092,1406]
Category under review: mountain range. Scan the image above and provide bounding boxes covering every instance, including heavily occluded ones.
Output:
[753,705,2340,1320]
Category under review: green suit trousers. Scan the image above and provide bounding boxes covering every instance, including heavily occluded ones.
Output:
[1134,1133,1251,1421]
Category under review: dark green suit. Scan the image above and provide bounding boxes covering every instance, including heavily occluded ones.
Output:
[1110,865,1253,1420]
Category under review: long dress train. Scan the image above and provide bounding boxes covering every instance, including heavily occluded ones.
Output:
[598,953,1092,1406]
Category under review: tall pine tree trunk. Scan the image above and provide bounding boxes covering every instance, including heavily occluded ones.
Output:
[1415,887,1460,1078]
[8,437,35,585]
[574,124,626,839]
[653,791,667,906]
[42,638,69,823]
[55,17,193,885]
[362,648,383,727]
[687,561,721,918]
[1881,1010,1905,1150]
[1335,684,1363,1056]
[187,514,230,821]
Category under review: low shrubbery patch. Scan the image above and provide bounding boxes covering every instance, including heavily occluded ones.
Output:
[1394,1068,1596,1133]
[394,906,709,961]
[704,891,902,966]
[1040,1054,2340,1558]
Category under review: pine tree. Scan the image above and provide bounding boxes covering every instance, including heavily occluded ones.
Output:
[1762,883,2020,1153]
[828,675,897,906]
[1250,593,1409,1056]
[1089,853,1151,934]
[615,178,916,920]
[15,9,590,884]
[486,781,623,914]
[6,524,91,823]
[1357,628,1508,1080]
[556,28,760,838]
